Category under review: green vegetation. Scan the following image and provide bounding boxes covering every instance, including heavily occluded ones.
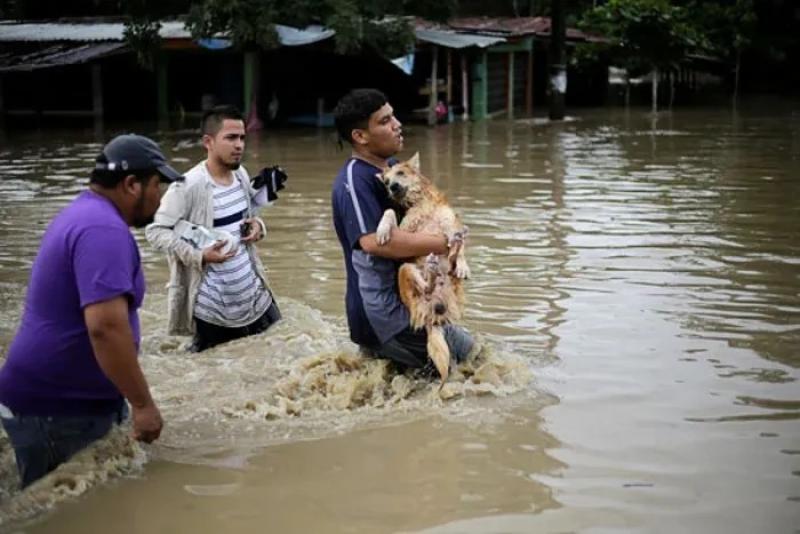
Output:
[0,0,796,95]
[574,0,795,99]
[577,0,707,111]
[182,0,442,57]
[688,0,756,100]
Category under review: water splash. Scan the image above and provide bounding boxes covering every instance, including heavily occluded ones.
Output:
[0,427,146,527]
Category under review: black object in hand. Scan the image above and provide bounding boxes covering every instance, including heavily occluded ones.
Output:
[253,165,288,202]
[240,221,252,237]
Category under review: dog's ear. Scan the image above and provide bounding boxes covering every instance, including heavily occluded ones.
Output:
[408,152,420,171]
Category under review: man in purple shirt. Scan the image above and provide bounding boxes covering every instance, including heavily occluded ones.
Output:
[0,134,182,488]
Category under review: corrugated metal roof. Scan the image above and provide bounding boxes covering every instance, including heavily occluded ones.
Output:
[414,28,504,49]
[447,17,549,36]
[447,17,603,42]
[0,21,334,46]
[276,24,334,46]
[0,17,600,51]
[0,21,188,42]
[0,41,126,71]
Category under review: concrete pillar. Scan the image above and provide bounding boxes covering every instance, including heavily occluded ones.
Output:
[446,48,453,122]
[316,97,325,127]
[243,51,260,117]
[0,74,4,130]
[549,0,566,120]
[507,51,515,119]
[461,54,469,121]
[470,51,488,121]
[427,45,439,126]
[156,55,168,122]
[526,47,534,115]
[91,63,103,118]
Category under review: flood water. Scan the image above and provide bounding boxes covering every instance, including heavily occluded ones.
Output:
[0,103,798,533]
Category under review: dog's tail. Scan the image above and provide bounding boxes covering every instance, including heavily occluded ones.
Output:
[427,325,450,385]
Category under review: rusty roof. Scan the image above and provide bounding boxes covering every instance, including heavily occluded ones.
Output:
[444,16,603,42]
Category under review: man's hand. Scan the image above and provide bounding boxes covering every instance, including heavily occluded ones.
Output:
[240,217,263,244]
[131,402,163,444]
[202,240,235,264]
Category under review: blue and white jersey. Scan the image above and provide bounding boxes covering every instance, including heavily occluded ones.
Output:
[331,157,408,347]
[195,176,271,328]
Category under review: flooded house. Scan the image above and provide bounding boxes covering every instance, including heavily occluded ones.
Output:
[0,16,604,128]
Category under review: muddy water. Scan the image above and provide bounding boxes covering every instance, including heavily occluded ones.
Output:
[0,103,798,533]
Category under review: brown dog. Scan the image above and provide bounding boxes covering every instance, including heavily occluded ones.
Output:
[376,153,469,383]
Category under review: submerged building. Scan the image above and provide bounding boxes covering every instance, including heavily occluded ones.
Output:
[0,17,603,127]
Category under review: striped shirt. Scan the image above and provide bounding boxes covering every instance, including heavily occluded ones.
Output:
[194,177,271,327]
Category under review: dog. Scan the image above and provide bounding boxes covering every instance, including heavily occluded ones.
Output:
[376,153,470,383]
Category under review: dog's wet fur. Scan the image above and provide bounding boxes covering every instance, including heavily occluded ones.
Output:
[376,153,470,383]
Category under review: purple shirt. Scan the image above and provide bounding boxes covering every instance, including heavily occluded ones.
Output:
[0,191,144,416]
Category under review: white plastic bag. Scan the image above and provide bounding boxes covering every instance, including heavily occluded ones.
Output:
[173,220,238,255]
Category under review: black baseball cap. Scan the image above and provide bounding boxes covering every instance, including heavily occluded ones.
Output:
[96,134,184,183]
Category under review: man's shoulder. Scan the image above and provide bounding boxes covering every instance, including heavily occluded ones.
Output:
[53,212,133,258]
[336,159,384,190]
[183,162,207,184]
[331,160,352,196]
[234,165,250,181]
[351,158,382,180]
[333,159,389,213]
[167,162,213,202]
[58,193,128,233]
[183,162,250,189]
[332,160,364,196]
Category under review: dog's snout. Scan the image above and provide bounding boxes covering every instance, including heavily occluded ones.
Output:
[389,182,402,193]
[434,303,446,315]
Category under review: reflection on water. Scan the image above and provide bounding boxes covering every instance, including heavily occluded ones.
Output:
[1,104,799,532]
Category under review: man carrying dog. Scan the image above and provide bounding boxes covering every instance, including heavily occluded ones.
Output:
[146,105,286,352]
[331,88,475,372]
[0,134,177,487]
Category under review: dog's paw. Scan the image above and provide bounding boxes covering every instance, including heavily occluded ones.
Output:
[425,253,439,270]
[454,261,471,280]
[376,221,392,245]
[448,229,468,249]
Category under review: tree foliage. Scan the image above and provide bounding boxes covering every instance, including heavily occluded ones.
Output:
[183,0,456,57]
[123,18,162,69]
[1,0,796,91]
[577,0,707,76]
[688,0,755,61]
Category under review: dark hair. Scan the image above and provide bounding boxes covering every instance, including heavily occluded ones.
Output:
[201,105,244,137]
[90,153,157,188]
[333,89,388,146]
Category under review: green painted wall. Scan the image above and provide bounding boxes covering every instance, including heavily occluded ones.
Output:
[471,51,488,120]
[243,51,259,117]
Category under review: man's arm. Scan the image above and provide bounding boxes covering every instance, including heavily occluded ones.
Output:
[84,297,162,443]
[359,229,447,260]
[145,183,204,270]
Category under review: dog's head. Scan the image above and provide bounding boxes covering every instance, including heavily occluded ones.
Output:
[379,152,430,207]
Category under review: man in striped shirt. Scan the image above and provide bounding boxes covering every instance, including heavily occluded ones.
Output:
[146,106,281,351]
